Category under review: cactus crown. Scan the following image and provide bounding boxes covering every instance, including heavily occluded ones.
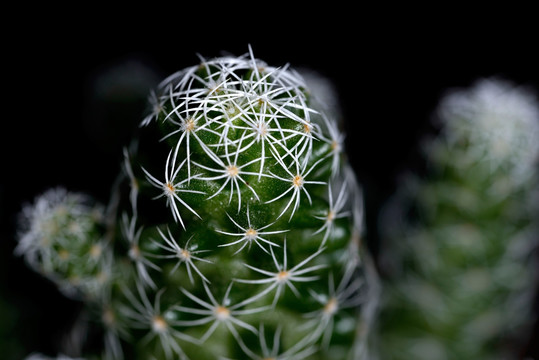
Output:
[17,48,376,360]
[137,49,343,225]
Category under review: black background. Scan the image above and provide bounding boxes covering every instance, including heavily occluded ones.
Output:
[2,6,538,359]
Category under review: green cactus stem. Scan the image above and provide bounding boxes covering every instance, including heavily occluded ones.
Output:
[16,48,379,360]
[377,78,539,360]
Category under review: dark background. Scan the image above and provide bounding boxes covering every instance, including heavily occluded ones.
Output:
[2,7,538,359]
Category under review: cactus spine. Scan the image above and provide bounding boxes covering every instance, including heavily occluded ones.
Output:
[17,49,378,360]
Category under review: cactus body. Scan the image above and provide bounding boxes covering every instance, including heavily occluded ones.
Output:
[378,78,539,360]
[17,50,378,360]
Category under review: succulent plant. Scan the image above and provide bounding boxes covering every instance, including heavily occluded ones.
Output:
[377,78,539,360]
[16,49,379,360]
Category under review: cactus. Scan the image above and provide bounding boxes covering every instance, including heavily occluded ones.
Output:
[377,78,539,360]
[16,49,379,360]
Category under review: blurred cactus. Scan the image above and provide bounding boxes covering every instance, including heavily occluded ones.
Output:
[377,78,539,360]
[16,49,378,360]
[15,187,110,300]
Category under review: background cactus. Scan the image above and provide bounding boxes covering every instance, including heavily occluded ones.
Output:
[14,49,379,360]
[377,78,539,360]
